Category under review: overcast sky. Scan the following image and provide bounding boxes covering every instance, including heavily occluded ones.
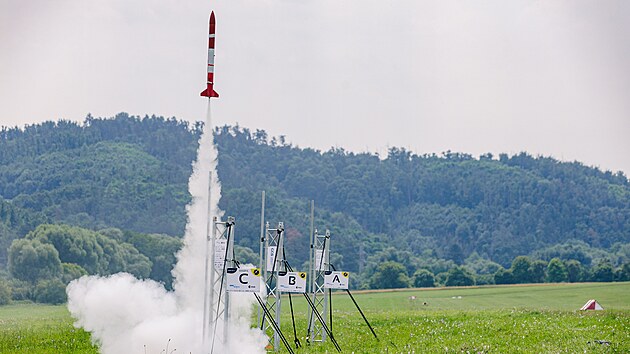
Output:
[1,0,628,175]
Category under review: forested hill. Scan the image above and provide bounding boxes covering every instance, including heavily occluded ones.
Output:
[1,114,629,285]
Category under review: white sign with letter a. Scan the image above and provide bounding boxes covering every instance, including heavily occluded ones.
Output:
[278,272,307,293]
[227,268,261,292]
[324,271,349,289]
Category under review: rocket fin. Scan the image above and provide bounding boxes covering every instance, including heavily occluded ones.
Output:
[200,89,220,98]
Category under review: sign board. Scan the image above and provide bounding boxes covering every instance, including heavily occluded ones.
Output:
[227,268,261,292]
[278,272,307,293]
[266,246,280,271]
[324,271,349,289]
[314,250,327,271]
[214,239,227,270]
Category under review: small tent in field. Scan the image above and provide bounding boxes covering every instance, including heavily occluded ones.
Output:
[580,299,604,310]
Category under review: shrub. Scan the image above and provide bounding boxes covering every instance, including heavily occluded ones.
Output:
[591,261,614,282]
[8,239,62,283]
[369,261,410,289]
[9,279,32,301]
[445,266,475,286]
[34,279,67,304]
[0,280,11,305]
[475,274,495,285]
[546,258,568,282]
[413,269,436,287]
[61,263,88,284]
[494,267,514,284]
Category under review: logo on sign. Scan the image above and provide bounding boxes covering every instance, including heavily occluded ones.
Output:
[324,271,349,289]
[227,268,261,292]
[278,272,307,293]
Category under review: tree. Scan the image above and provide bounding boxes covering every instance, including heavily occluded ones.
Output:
[475,274,495,285]
[117,243,152,279]
[123,231,182,288]
[494,267,514,285]
[445,266,475,287]
[0,280,11,305]
[529,260,547,283]
[546,258,568,283]
[8,239,62,283]
[28,224,152,278]
[27,224,105,274]
[591,261,614,282]
[34,279,67,304]
[369,261,410,289]
[511,256,533,283]
[61,263,88,284]
[235,245,258,265]
[8,279,31,301]
[445,243,465,265]
[413,269,435,288]
[617,262,630,282]
[564,260,583,282]
[464,252,501,275]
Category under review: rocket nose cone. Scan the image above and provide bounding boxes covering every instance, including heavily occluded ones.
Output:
[210,11,215,23]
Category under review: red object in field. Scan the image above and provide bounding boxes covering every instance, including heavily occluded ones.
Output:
[201,11,219,98]
[580,299,603,310]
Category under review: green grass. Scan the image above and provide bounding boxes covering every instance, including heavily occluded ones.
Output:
[0,302,98,354]
[272,282,630,353]
[318,282,630,313]
[0,282,628,353]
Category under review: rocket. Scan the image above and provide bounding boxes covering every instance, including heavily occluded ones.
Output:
[200,11,219,98]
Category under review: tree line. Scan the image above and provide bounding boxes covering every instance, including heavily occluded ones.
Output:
[0,115,628,302]
[1,224,180,304]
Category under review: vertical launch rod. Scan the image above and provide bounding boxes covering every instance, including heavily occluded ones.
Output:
[308,200,314,292]
[257,190,265,326]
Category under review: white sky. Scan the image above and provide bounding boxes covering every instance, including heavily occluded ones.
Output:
[1,0,629,175]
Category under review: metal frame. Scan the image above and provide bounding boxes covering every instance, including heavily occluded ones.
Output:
[203,214,236,350]
[308,228,330,343]
[261,221,286,351]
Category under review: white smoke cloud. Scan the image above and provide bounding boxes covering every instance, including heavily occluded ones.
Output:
[67,104,267,354]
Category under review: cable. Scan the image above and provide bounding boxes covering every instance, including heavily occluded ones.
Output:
[330,263,378,342]
[329,288,333,334]
[254,293,295,354]
[288,292,301,348]
[302,292,342,352]
[285,260,342,353]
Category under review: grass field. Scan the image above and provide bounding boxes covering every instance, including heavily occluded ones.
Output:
[0,303,97,354]
[0,282,628,353]
[277,282,630,353]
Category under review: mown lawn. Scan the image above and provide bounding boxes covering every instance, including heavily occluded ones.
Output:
[0,282,628,353]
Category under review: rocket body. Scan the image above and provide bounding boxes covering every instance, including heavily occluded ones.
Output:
[201,12,219,98]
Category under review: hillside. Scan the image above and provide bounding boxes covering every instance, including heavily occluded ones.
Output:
[0,114,629,291]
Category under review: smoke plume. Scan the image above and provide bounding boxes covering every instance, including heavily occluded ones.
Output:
[67,105,267,353]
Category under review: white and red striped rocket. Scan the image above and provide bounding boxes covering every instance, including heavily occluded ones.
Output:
[200,11,219,98]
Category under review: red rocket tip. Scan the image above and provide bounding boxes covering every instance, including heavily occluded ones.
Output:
[210,11,215,23]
